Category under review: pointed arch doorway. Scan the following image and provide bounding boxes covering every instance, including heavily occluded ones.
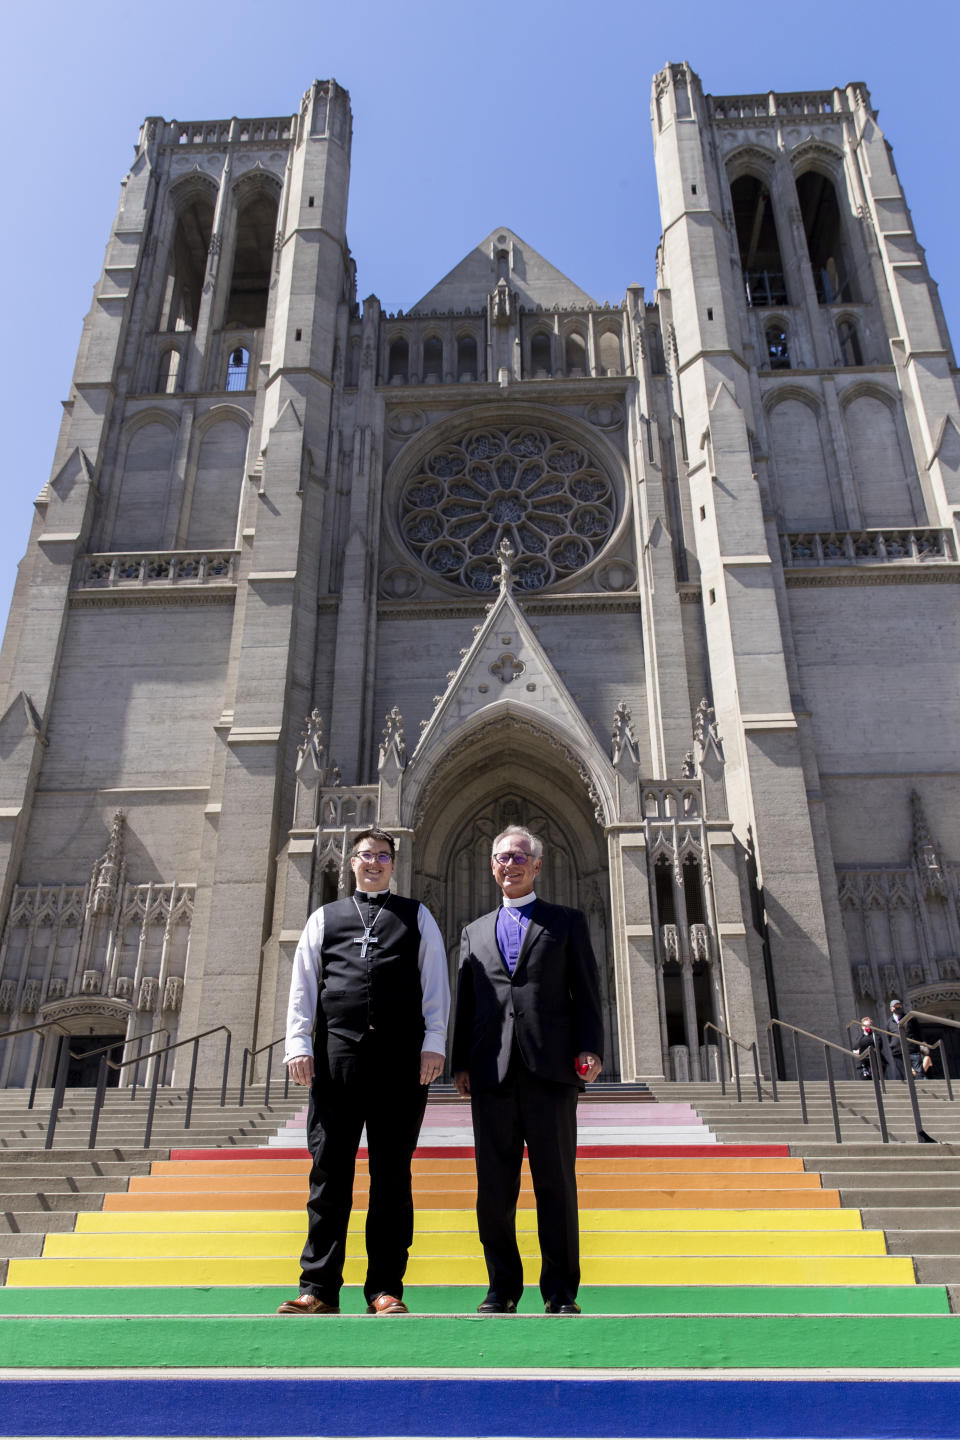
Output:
[411,719,620,1078]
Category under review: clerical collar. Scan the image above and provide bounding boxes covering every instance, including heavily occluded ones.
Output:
[356,887,391,902]
[502,891,537,909]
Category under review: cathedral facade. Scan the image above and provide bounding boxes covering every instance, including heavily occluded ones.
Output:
[2,64,959,1089]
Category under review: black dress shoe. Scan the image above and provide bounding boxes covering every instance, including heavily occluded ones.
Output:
[477,1296,517,1313]
[544,1301,581,1314]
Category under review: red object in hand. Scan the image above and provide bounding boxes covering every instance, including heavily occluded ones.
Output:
[576,1059,591,1077]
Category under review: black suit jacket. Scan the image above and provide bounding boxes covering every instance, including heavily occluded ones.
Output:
[452,898,604,1091]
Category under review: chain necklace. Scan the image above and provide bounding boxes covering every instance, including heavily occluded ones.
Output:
[352,893,390,959]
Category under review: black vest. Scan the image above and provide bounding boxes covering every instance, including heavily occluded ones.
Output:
[317,894,424,1045]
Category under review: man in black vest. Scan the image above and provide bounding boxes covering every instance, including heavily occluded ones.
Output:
[452,825,603,1315]
[278,829,449,1315]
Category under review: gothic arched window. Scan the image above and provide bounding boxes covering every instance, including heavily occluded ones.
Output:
[530,332,552,377]
[225,187,278,328]
[422,336,443,383]
[837,318,863,367]
[225,346,250,391]
[388,337,408,383]
[730,174,788,307]
[796,171,855,304]
[457,334,477,381]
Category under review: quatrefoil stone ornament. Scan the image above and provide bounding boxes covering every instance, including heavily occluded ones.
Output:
[490,652,525,684]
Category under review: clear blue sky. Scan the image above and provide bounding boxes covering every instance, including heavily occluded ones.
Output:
[2,0,957,629]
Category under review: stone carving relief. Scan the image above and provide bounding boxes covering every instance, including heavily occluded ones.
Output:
[81,970,102,996]
[585,400,625,431]
[379,566,422,601]
[138,976,158,1013]
[21,980,41,1014]
[398,425,618,592]
[0,980,16,1013]
[387,409,427,439]
[163,976,184,1013]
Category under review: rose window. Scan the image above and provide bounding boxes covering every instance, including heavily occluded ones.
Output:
[399,426,616,591]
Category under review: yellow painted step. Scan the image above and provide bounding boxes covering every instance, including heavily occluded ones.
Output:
[44,1229,888,1260]
[74,1207,866,1234]
[7,1254,916,1289]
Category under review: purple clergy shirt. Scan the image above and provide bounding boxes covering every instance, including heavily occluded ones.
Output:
[495,901,536,976]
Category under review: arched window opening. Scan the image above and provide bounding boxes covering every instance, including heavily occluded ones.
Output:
[597,331,622,376]
[162,194,214,332]
[654,858,676,926]
[837,318,863,367]
[388,337,409,383]
[225,189,278,328]
[530,332,552,377]
[682,858,706,926]
[765,323,790,370]
[796,171,855,304]
[347,337,362,387]
[185,417,247,549]
[225,346,250,391]
[730,175,787,307]
[457,334,477,381]
[319,866,339,907]
[647,324,666,374]
[157,349,182,394]
[422,336,444,383]
[565,332,587,377]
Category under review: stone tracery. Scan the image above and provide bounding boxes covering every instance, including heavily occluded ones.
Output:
[399,425,617,592]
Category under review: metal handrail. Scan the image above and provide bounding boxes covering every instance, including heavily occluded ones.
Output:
[768,1018,888,1143]
[0,1020,72,1109]
[238,1035,289,1108]
[702,1022,762,1102]
[43,1023,232,1150]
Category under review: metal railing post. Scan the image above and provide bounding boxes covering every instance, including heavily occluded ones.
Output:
[143,1055,161,1148]
[824,1044,841,1143]
[751,1042,762,1102]
[219,1031,231,1108]
[792,1030,807,1125]
[263,1046,274,1108]
[184,1037,200,1130]
[238,1048,249,1107]
[732,1043,742,1103]
[902,1054,928,1142]
[870,1060,889,1144]
[941,1041,954,1102]
[44,1038,70,1150]
[88,1053,109,1149]
[131,1035,145,1101]
[28,1049,43,1110]
[283,1065,290,1100]
[767,1029,779,1102]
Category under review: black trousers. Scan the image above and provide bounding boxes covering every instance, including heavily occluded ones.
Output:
[299,1031,427,1305]
[470,1056,579,1306]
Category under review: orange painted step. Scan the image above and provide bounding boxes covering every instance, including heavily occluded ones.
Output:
[152,1155,806,1177]
[103,1186,839,1211]
[127,1171,821,1194]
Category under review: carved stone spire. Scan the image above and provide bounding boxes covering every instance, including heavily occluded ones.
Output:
[379,706,407,773]
[91,810,126,915]
[693,697,726,819]
[694,697,720,751]
[497,536,516,593]
[295,709,325,779]
[611,701,639,767]
[293,710,327,828]
[911,790,945,893]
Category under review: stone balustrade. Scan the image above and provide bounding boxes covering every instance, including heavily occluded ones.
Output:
[711,90,841,120]
[780,528,954,568]
[75,552,238,589]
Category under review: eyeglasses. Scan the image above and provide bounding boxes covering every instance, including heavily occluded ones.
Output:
[494,851,534,866]
[354,851,393,864]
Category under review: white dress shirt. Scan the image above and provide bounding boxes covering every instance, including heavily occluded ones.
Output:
[283,890,450,1063]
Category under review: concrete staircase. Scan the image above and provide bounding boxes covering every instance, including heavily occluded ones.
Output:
[1,1085,958,1437]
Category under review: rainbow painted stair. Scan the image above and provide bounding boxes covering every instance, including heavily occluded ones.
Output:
[1,1094,959,1438]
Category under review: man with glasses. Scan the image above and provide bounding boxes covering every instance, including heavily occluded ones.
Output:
[452,825,602,1315]
[278,828,449,1316]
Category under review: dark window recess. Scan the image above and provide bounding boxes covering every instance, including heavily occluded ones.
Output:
[837,319,863,366]
[294,328,302,342]
[388,338,409,383]
[457,335,477,381]
[530,332,552,376]
[307,196,315,207]
[655,859,676,925]
[225,189,278,328]
[164,194,214,332]
[731,174,788,307]
[423,336,443,382]
[797,171,855,303]
[706,308,713,321]
[765,324,790,369]
[682,859,706,925]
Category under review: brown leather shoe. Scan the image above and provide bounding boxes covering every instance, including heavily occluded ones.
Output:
[365,1293,409,1314]
[276,1293,340,1315]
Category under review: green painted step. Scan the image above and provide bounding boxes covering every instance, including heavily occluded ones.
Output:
[0,1283,949,1316]
[2,1313,959,1369]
